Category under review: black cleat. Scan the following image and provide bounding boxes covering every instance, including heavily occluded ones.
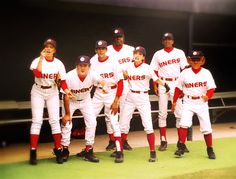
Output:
[84,148,99,163]
[110,151,117,158]
[29,149,37,165]
[174,143,185,157]
[62,147,70,162]
[115,151,124,163]
[149,151,157,162]
[76,149,86,157]
[106,140,116,151]
[53,148,63,164]
[158,141,167,151]
[207,147,216,159]
[123,140,133,150]
[177,141,189,153]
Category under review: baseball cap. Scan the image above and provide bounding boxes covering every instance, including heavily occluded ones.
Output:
[133,46,146,56]
[44,38,56,48]
[113,27,124,37]
[95,40,107,49]
[188,50,204,60]
[162,33,174,40]
[75,55,90,65]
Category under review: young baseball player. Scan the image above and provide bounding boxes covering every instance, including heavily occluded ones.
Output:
[78,40,124,163]
[105,27,135,151]
[60,55,106,163]
[172,50,216,159]
[119,46,170,162]
[150,32,189,152]
[29,38,73,165]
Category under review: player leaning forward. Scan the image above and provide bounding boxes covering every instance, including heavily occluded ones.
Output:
[172,50,216,159]
[119,46,170,162]
[29,39,73,165]
[60,55,106,163]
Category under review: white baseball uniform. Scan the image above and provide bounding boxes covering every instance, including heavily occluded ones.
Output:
[30,56,67,135]
[150,48,188,128]
[119,62,158,134]
[61,69,102,146]
[176,67,216,134]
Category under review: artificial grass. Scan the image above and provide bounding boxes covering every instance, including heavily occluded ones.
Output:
[0,137,236,179]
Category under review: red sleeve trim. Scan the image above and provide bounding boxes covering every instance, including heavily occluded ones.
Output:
[206,88,215,100]
[173,87,183,103]
[33,69,42,78]
[116,79,123,97]
[60,80,68,91]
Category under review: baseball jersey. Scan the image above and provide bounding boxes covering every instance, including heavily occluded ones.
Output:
[177,67,216,97]
[30,57,66,86]
[150,48,188,78]
[63,69,102,100]
[90,55,123,90]
[126,62,159,91]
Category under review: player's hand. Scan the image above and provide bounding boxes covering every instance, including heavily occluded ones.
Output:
[201,95,209,102]
[61,114,72,126]
[171,102,176,112]
[40,49,46,59]
[65,89,76,99]
[110,100,119,115]
[123,70,129,80]
[153,85,159,96]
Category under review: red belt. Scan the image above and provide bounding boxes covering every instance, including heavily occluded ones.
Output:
[98,85,117,90]
[187,95,201,100]
[160,77,177,81]
[131,90,148,94]
[36,83,52,89]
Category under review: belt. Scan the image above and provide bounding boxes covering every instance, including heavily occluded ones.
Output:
[131,90,148,94]
[77,99,83,101]
[36,83,52,89]
[98,85,117,90]
[187,95,201,100]
[160,77,178,81]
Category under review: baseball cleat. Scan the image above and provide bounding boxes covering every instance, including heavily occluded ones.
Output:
[106,140,116,151]
[110,151,117,158]
[115,151,124,163]
[149,151,157,162]
[174,143,186,157]
[53,148,63,164]
[158,141,167,151]
[76,149,86,157]
[84,148,99,163]
[207,147,216,159]
[61,147,70,162]
[177,141,190,153]
[123,140,133,150]
[29,149,37,165]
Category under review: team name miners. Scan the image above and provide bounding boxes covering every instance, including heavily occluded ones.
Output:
[159,58,180,67]
[184,81,207,88]
[128,75,145,80]
[71,85,93,94]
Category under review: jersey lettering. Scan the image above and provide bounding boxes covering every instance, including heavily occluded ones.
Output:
[71,85,93,94]
[184,81,207,88]
[159,58,180,68]
[41,73,57,79]
[118,57,131,64]
[128,75,145,80]
[100,72,114,78]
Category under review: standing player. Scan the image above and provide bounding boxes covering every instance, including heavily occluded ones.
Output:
[106,27,135,151]
[150,32,189,152]
[60,55,106,163]
[89,40,124,163]
[172,50,216,159]
[29,38,73,165]
[120,46,170,162]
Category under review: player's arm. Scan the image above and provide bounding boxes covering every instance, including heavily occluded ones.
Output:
[60,80,75,99]
[152,70,159,95]
[110,79,123,115]
[154,78,170,93]
[61,94,72,126]
[171,87,183,112]
[32,49,46,77]
[202,88,215,102]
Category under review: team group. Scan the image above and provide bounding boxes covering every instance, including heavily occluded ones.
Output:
[29,27,216,165]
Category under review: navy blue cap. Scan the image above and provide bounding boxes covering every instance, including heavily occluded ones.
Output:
[113,27,125,37]
[44,38,56,48]
[134,46,146,56]
[75,55,90,65]
[188,50,204,60]
[162,33,174,40]
[95,40,107,49]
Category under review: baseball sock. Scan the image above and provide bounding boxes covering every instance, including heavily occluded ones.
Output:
[159,127,167,141]
[109,134,115,141]
[30,134,39,149]
[177,128,181,141]
[52,133,61,149]
[179,127,187,144]
[85,145,93,152]
[121,133,128,141]
[204,133,212,147]
[147,133,155,151]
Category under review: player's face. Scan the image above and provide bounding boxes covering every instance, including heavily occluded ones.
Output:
[188,57,205,69]
[76,64,90,77]
[162,39,174,48]
[133,51,144,64]
[96,47,107,58]
[113,36,125,46]
[44,44,56,58]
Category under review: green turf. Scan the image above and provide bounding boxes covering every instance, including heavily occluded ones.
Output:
[0,137,236,179]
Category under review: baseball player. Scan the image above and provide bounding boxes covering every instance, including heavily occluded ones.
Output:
[60,55,106,163]
[29,38,73,165]
[172,50,216,159]
[82,40,124,163]
[150,32,189,152]
[119,46,170,162]
[106,27,135,151]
